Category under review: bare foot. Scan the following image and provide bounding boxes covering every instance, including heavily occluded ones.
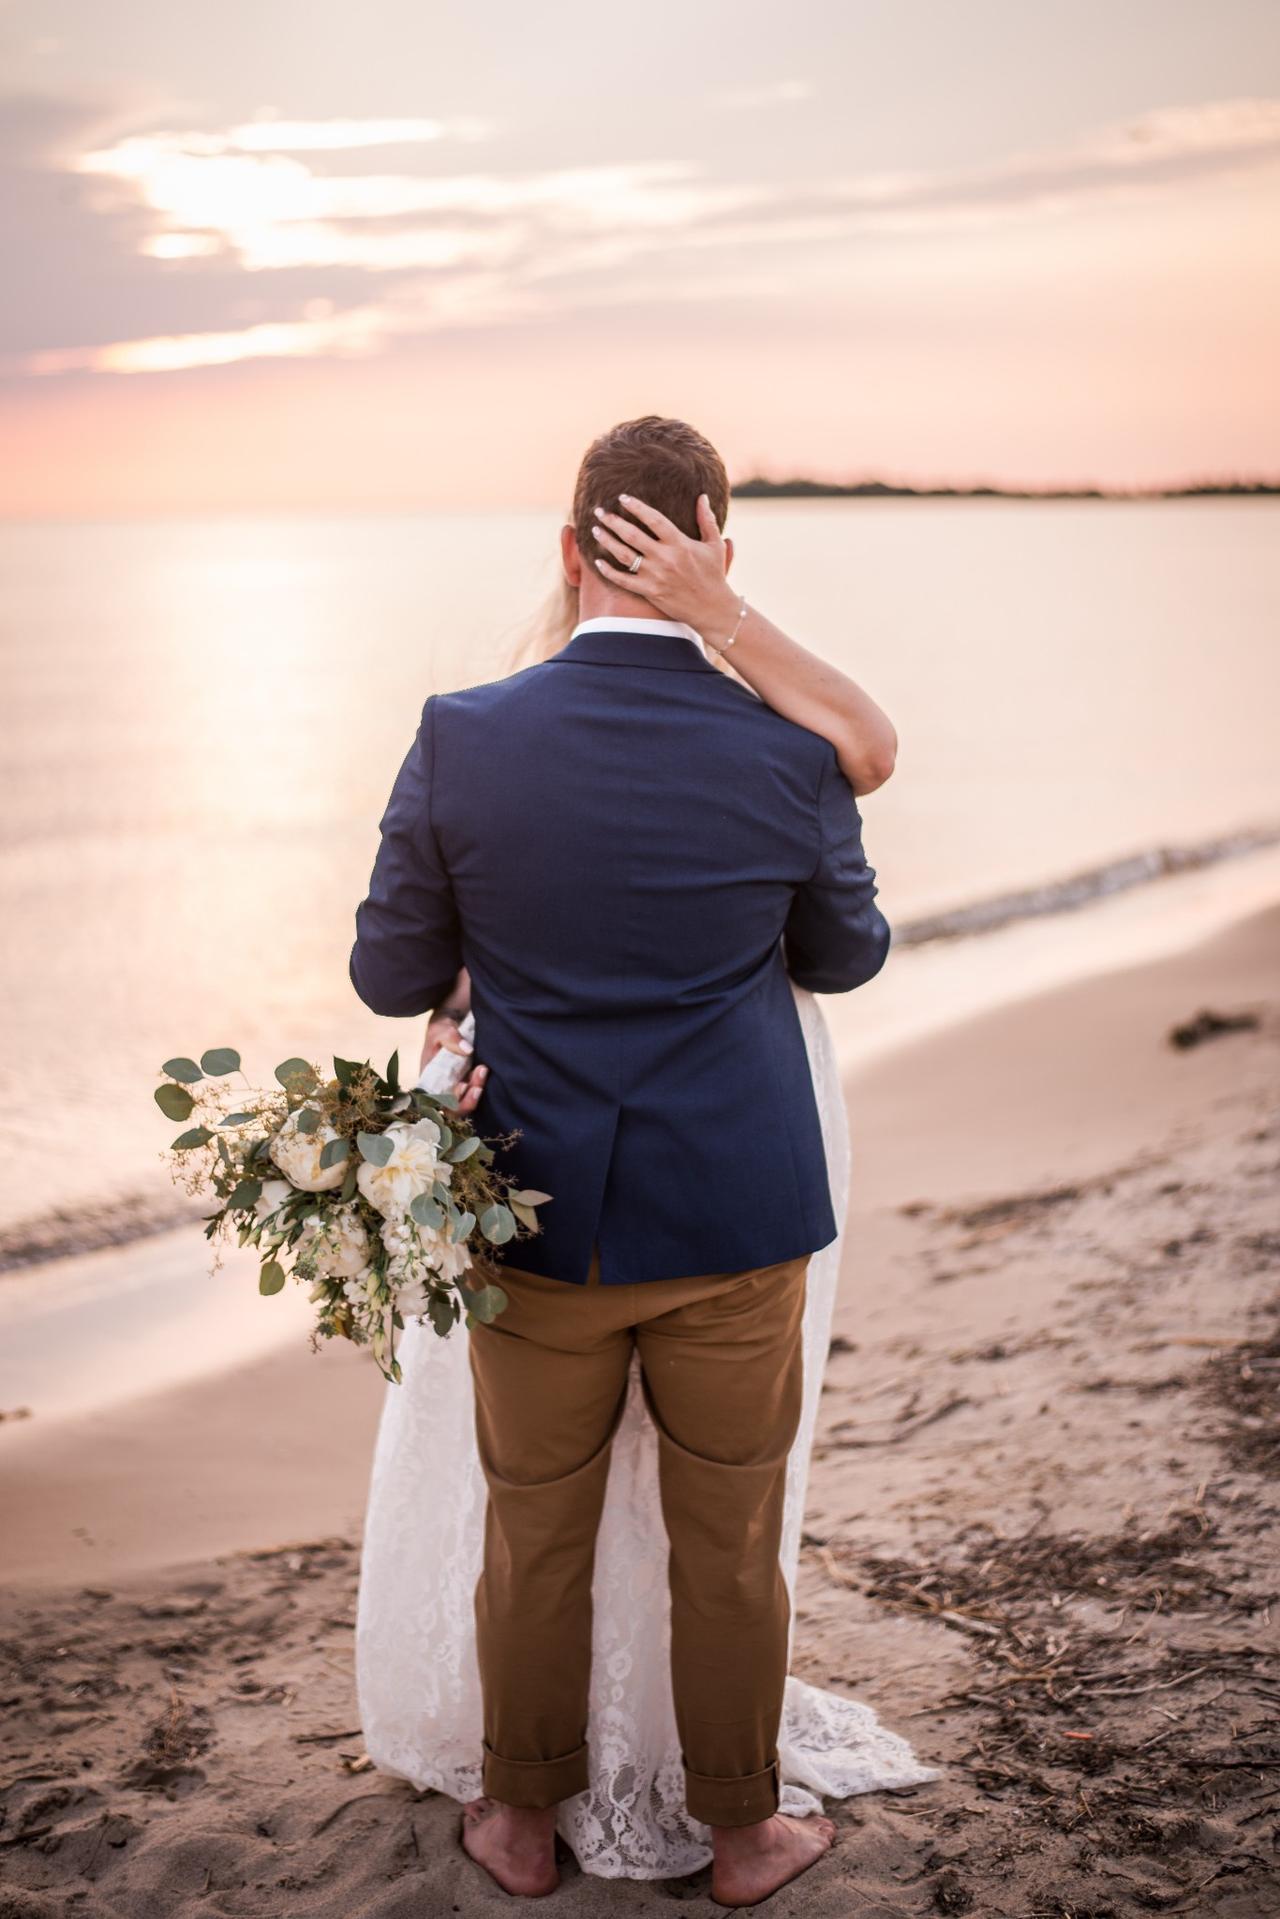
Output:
[460,1795,560,1898]
[711,1810,838,1908]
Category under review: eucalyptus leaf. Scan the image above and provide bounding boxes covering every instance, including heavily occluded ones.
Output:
[155,1083,195,1122]
[385,1048,400,1093]
[171,1125,212,1151]
[466,1282,509,1323]
[258,1260,286,1296]
[275,1057,317,1094]
[435,1123,455,1153]
[409,1193,445,1232]
[333,1056,362,1087]
[450,1208,476,1244]
[445,1134,480,1164]
[294,1106,322,1135]
[508,1200,540,1234]
[340,1161,359,1203]
[229,1177,263,1210]
[161,1057,204,1084]
[220,1111,255,1127]
[432,1179,454,1204]
[479,1203,516,1246]
[508,1188,553,1207]
[319,1136,349,1169]
[357,1130,395,1167]
[200,1047,241,1076]
[428,1294,456,1337]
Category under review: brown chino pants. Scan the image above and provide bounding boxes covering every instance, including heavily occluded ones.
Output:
[467,1243,809,1828]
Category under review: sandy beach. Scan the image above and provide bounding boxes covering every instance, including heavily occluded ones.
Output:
[2,900,1276,1918]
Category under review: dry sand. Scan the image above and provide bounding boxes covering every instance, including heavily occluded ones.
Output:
[2,905,1277,1917]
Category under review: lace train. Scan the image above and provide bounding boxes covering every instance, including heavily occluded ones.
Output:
[355,986,942,1877]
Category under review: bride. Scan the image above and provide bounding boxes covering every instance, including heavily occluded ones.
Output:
[355,476,941,1884]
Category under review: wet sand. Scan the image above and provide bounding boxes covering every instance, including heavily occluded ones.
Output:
[1,902,1276,1916]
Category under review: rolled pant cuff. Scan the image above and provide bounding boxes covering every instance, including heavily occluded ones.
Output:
[481,1738,589,1808]
[685,1756,781,1828]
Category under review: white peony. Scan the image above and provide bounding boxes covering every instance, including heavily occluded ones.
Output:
[296,1204,371,1280]
[254,1178,293,1223]
[269,1108,347,1192]
[356,1117,449,1217]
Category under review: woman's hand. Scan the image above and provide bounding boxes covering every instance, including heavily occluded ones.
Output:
[420,970,488,1115]
[590,493,741,645]
[593,495,898,795]
[420,1012,489,1115]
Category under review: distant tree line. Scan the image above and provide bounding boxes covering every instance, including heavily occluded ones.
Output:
[730,476,1280,501]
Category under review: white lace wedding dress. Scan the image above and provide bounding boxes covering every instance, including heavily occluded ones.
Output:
[355,983,942,1878]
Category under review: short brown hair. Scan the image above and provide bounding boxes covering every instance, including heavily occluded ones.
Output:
[570,416,730,566]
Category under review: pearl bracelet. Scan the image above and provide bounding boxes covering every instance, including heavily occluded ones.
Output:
[708,594,748,653]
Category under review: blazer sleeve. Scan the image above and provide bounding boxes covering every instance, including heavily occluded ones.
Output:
[349,696,464,1019]
[782,742,891,994]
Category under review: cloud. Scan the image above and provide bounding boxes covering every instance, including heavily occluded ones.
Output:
[8,94,1280,378]
[713,80,814,110]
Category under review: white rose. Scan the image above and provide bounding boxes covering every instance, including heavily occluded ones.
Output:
[269,1108,347,1192]
[356,1117,447,1217]
[254,1178,294,1223]
[297,1204,371,1280]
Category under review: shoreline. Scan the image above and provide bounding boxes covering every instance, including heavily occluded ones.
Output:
[3,825,1279,1282]
[2,889,1276,1559]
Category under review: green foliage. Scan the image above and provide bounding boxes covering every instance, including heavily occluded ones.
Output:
[466,1282,509,1324]
[161,1057,204,1083]
[428,1294,457,1336]
[259,1260,286,1296]
[154,1040,551,1376]
[275,1058,317,1094]
[480,1203,516,1245]
[357,1130,394,1167]
[410,1193,445,1232]
[155,1083,195,1121]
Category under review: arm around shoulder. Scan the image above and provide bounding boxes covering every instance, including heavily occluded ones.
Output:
[349,696,464,1019]
[782,743,891,994]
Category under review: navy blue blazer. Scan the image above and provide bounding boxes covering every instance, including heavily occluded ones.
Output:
[349,625,890,1285]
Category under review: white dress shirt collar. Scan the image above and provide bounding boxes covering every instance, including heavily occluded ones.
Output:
[570,614,709,659]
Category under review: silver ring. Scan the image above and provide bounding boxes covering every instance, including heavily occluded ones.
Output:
[628,552,643,574]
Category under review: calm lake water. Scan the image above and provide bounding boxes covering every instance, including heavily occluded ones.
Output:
[1,498,1278,1234]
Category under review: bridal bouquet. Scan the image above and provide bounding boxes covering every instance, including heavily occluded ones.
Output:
[154,1046,550,1381]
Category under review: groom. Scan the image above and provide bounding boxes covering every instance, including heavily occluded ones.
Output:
[349,416,890,1904]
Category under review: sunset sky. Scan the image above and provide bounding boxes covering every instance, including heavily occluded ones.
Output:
[3,0,1278,517]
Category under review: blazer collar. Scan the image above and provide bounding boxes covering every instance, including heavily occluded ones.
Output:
[551,617,719,674]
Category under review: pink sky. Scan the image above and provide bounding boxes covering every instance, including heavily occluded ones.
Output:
[2,1,1278,516]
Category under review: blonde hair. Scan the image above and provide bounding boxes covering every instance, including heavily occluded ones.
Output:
[500,415,734,676]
